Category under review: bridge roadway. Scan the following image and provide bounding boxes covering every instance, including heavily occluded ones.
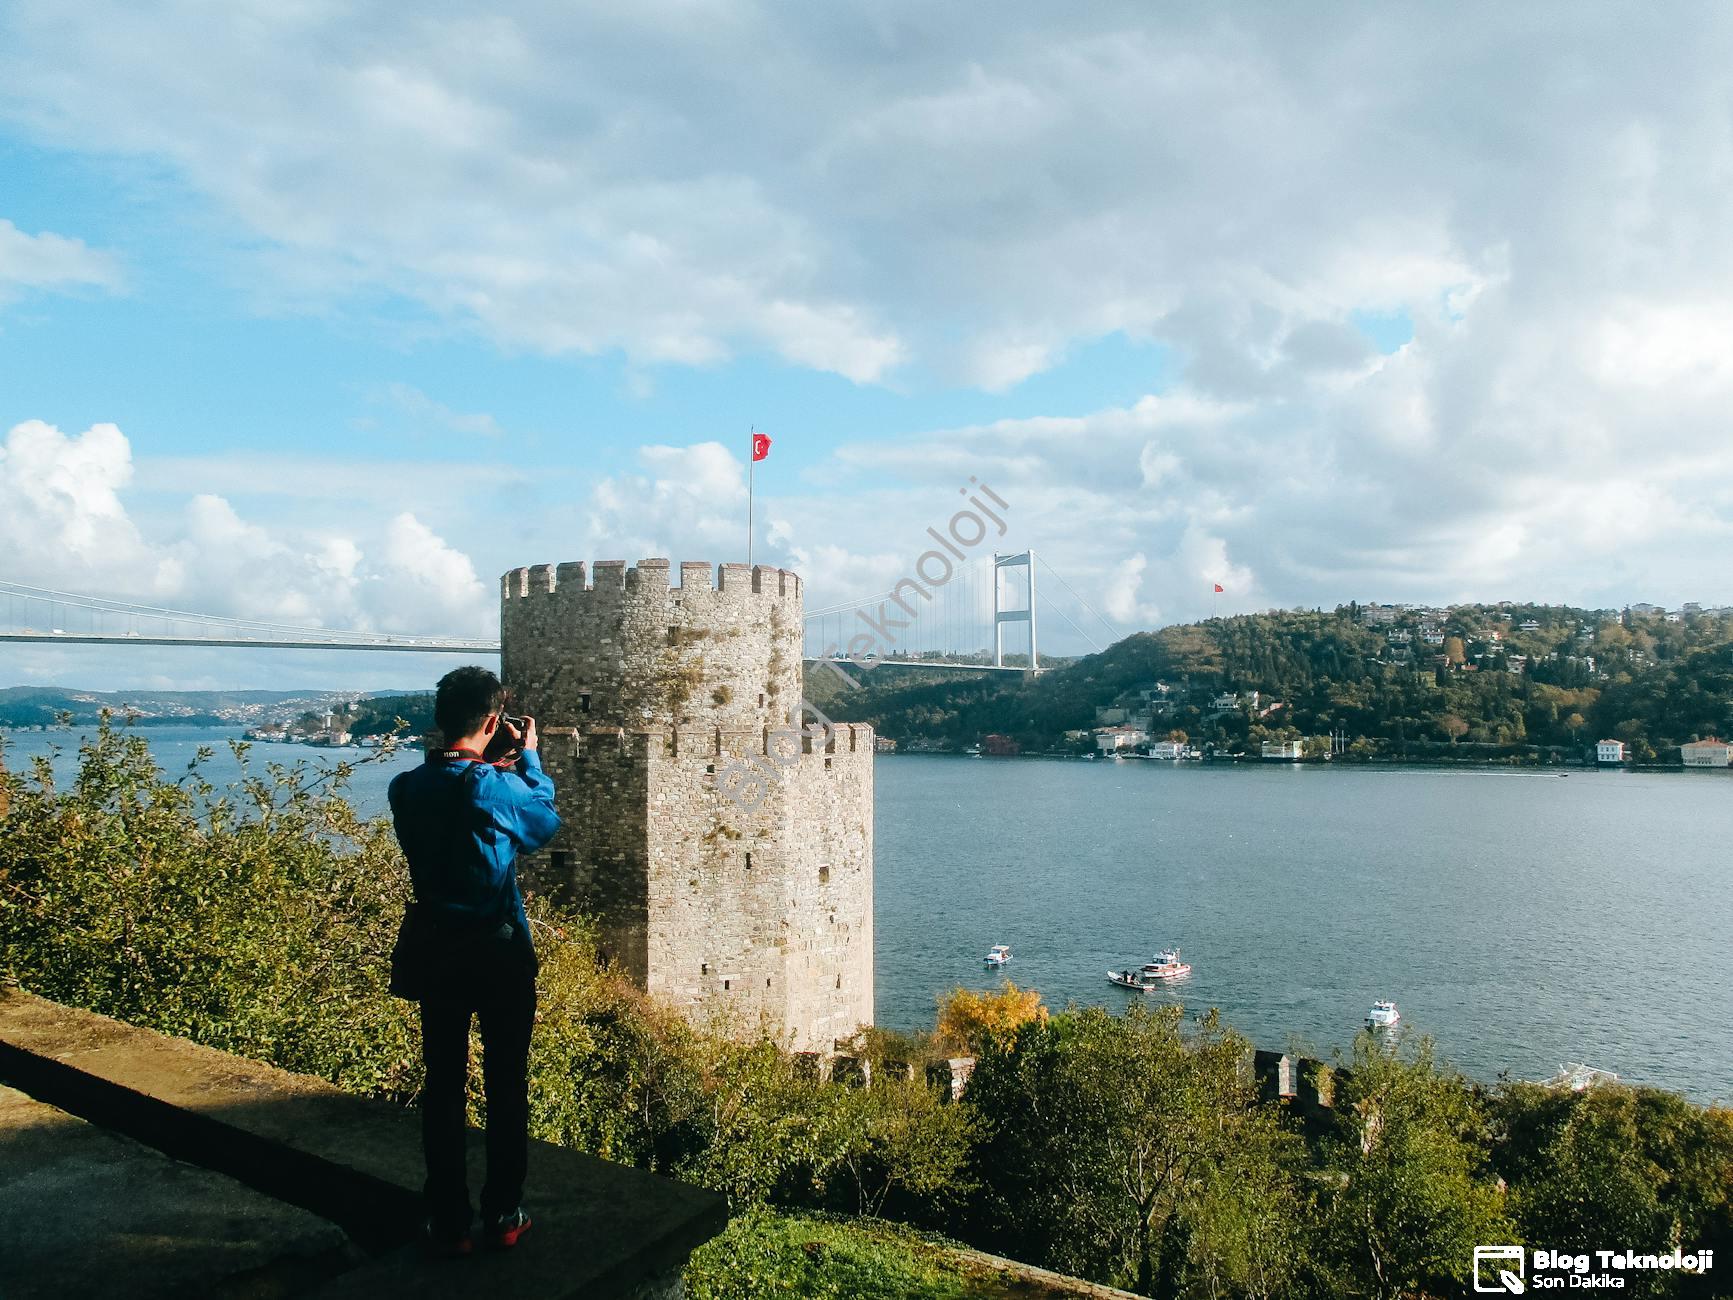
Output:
[0,630,1024,670]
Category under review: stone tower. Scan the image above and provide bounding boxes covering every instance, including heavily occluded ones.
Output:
[499,558,873,1052]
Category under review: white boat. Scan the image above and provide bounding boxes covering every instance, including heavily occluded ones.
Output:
[1366,1000,1400,1030]
[984,944,1012,966]
[1545,1062,1618,1091]
[1107,947,1192,990]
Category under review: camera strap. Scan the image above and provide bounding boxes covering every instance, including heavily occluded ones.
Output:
[437,746,518,770]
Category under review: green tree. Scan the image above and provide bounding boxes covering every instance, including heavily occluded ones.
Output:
[1491,1083,1733,1299]
[1317,1035,1512,1299]
[966,1004,1304,1296]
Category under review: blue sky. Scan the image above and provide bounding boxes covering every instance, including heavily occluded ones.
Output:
[1,4,1728,690]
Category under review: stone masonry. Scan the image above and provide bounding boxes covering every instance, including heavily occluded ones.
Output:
[500,559,873,1052]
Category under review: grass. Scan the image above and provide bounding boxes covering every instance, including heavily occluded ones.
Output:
[685,1209,1006,1300]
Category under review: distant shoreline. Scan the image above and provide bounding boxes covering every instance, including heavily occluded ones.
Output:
[883,748,1725,775]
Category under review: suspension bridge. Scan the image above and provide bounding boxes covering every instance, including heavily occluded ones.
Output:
[0,551,1118,672]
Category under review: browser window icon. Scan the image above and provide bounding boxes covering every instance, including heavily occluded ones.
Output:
[1474,1246,1526,1293]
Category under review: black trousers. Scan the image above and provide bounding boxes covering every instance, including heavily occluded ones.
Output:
[418,934,537,1236]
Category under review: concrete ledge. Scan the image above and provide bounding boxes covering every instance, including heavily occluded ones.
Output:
[0,988,726,1298]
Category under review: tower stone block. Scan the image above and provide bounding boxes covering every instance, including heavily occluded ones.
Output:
[500,558,874,1051]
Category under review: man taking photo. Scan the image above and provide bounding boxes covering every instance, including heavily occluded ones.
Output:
[388,665,560,1256]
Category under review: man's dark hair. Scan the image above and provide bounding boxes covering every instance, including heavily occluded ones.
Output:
[434,666,508,740]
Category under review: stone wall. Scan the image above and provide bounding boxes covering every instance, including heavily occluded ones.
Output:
[501,559,874,1051]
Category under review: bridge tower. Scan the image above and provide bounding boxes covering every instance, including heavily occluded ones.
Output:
[993,550,1039,671]
[499,559,874,1052]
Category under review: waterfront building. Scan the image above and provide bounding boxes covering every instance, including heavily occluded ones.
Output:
[1680,739,1733,767]
[1261,740,1305,761]
[1146,740,1186,759]
[1095,724,1148,754]
[1595,739,1627,764]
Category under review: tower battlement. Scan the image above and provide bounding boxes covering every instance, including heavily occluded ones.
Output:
[501,559,802,601]
[502,558,805,735]
[501,558,873,1052]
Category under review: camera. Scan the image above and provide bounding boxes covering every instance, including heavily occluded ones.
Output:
[483,713,531,765]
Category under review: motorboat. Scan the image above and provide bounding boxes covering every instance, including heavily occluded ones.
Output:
[984,944,1012,967]
[1107,947,1192,990]
[1366,1000,1400,1030]
[1148,947,1190,977]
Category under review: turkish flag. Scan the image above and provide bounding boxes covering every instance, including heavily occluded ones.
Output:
[1214,583,1224,593]
[751,432,772,461]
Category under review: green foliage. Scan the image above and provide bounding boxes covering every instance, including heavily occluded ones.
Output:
[966,1003,1308,1296]
[1315,1035,1512,1300]
[341,692,435,739]
[684,1209,988,1300]
[0,714,420,1097]
[1489,1083,1733,1298]
[811,604,1733,761]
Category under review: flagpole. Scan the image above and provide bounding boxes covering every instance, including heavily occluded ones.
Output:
[748,426,754,567]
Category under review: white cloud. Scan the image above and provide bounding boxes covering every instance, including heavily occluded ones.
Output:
[0,4,1556,386]
[1103,552,1158,625]
[380,383,502,438]
[375,512,490,633]
[580,440,747,560]
[1,420,493,638]
[0,420,169,592]
[5,6,1733,638]
[0,217,120,303]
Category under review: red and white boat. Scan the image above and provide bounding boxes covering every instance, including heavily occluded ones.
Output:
[1107,947,1193,990]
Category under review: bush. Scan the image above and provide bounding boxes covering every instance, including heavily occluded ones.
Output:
[0,715,420,1098]
[1490,1082,1733,1299]
[685,1208,985,1300]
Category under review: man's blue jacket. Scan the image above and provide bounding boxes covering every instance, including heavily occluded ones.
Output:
[388,746,561,943]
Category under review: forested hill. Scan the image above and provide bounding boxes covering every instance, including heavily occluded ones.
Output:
[806,602,1733,762]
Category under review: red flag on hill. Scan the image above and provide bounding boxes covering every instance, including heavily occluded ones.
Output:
[752,431,772,461]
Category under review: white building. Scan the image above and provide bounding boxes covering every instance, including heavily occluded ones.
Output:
[1095,725,1148,754]
[1261,739,1306,760]
[1595,739,1626,764]
[1681,739,1733,767]
[1147,740,1187,760]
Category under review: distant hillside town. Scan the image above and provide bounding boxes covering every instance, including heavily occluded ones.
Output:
[807,599,1733,767]
[0,687,430,739]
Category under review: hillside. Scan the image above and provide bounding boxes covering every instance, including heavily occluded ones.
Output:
[0,686,357,729]
[808,603,1733,763]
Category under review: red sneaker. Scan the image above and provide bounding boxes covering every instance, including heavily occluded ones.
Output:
[485,1208,532,1250]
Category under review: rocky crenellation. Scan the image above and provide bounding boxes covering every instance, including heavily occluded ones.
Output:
[501,558,802,601]
[500,559,805,736]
